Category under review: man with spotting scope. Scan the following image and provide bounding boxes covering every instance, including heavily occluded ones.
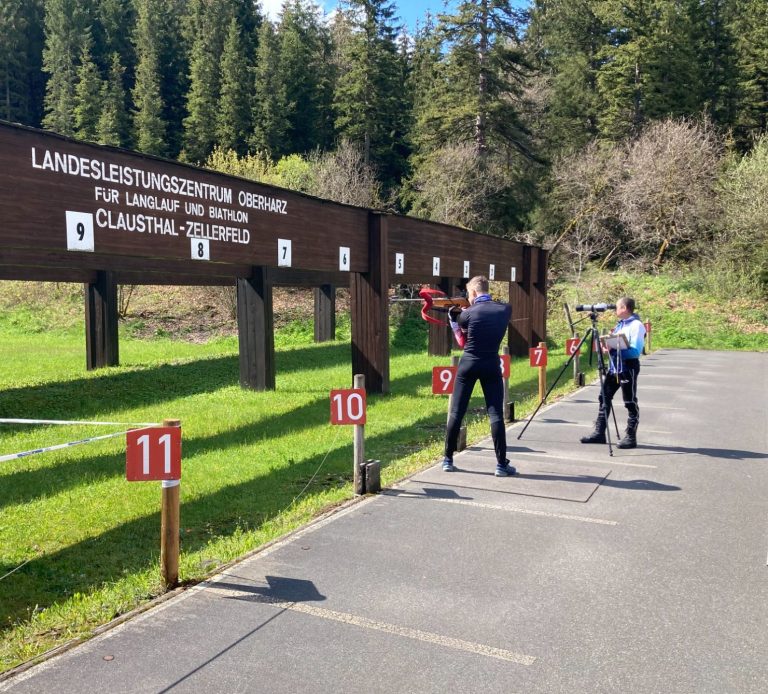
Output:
[580,297,646,449]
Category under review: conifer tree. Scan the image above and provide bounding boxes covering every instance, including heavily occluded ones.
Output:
[732,0,768,143]
[692,0,739,128]
[595,0,704,140]
[217,17,251,154]
[278,0,335,154]
[334,0,408,184]
[42,0,90,136]
[418,0,533,159]
[252,20,290,156]
[182,0,232,162]
[94,0,135,75]
[525,0,607,153]
[74,34,103,141]
[132,0,167,155]
[97,52,128,146]
[0,0,28,123]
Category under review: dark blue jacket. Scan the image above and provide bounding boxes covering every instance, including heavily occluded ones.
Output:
[457,297,512,360]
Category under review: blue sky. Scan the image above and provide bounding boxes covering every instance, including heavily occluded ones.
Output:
[261,1,461,32]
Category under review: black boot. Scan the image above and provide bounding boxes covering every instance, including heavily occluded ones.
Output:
[580,419,607,444]
[617,424,637,449]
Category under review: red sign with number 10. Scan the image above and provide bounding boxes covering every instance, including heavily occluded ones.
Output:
[330,388,367,424]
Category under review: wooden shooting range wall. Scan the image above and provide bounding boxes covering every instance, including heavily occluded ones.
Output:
[0,121,547,393]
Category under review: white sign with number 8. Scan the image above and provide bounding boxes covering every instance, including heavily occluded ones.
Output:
[191,238,210,260]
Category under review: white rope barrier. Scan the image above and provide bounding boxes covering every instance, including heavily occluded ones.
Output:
[0,418,158,426]
[0,430,131,464]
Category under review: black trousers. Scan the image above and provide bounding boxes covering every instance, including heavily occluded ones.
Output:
[444,356,506,465]
[598,359,640,429]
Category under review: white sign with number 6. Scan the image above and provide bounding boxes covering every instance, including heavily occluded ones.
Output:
[339,246,350,271]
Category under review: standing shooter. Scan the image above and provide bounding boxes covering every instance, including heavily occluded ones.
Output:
[442,276,516,477]
[581,297,646,449]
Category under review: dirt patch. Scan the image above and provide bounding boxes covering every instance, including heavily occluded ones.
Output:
[122,285,350,341]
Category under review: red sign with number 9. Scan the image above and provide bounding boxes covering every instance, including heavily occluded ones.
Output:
[330,388,366,424]
[529,346,548,367]
[432,366,457,394]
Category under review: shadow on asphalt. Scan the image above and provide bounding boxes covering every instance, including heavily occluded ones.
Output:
[632,444,768,460]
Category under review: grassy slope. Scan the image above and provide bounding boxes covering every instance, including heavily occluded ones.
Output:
[0,269,765,672]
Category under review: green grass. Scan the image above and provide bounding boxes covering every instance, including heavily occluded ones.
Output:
[546,265,768,352]
[0,314,587,672]
[1,264,764,672]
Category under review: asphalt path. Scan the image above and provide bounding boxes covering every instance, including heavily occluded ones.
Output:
[2,349,766,693]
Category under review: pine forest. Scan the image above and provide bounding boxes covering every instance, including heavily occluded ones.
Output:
[1,0,767,290]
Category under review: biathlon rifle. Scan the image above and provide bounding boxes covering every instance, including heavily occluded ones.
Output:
[389,287,470,325]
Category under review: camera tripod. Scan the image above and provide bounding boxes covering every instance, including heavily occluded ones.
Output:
[516,310,621,456]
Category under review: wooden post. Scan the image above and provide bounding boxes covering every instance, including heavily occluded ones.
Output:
[85,270,119,370]
[160,418,181,589]
[353,374,365,495]
[314,284,336,343]
[350,213,389,394]
[237,269,275,390]
[447,355,467,451]
[645,321,652,353]
[537,342,547,403]
[502,345,513,422]
[572,333,581,386]
[428,277,456,356]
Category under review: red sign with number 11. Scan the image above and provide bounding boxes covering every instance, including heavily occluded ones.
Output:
[126,427,182,481]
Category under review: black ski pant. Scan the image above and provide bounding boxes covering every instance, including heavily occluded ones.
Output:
[445,356,506,465]
[597,359,640,430]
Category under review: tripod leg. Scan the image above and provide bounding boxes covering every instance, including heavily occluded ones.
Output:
[594,329,616,456]
[517,329,594,440]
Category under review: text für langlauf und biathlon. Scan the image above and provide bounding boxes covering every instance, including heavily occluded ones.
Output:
[95,208,251,244]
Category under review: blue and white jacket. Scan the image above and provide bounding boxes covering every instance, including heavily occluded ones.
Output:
[608,314,646,373]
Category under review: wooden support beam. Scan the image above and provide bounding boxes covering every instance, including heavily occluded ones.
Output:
[508,246,533,357]
[531,248,548,346]
[314,284,336,343]
[237,268,275,390]
[85,270,119,370]
[351,213,389,394]
[428,277,458,356]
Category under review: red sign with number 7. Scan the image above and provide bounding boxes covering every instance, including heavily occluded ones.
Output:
[529,346,548,367]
